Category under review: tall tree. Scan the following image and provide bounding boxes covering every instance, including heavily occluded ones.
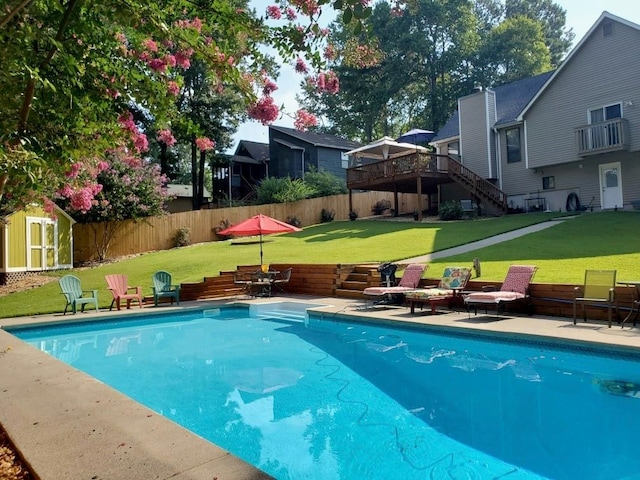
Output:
[504,0,574,65]
[477,15,552,85]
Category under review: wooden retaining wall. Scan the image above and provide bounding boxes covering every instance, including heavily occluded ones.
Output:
[173,263,638,324]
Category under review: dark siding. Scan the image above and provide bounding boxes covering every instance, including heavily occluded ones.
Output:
[316,147,345,179]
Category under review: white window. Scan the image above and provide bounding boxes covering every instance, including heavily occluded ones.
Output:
[341,152,349,169]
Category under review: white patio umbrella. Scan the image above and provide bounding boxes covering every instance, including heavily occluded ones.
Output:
[345,136,430,161]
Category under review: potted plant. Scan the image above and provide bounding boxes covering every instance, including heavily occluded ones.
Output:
[349,210,358,221]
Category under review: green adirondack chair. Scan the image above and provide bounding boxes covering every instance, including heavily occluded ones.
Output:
[152,270,180,306]
[59,275,99,315]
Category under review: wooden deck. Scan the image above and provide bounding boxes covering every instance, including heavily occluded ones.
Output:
[346,152,508,217]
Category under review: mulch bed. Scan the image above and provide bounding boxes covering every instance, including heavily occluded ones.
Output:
[0,427,32,479]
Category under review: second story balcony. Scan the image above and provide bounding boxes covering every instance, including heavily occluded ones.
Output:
[575,118,629,156]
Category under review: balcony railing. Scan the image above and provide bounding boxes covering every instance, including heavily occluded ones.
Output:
[575,118,629,156]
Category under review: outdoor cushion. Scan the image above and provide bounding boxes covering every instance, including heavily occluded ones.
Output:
[463,291,525,303]
[363,264,427,296]
[464,265,537,308]
[499,266,537,294]
[439,267,472,289]
[404,288,454,300]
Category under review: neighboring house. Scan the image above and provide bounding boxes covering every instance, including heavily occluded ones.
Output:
[228,140,270,201]
[0,204,75,284]
[431,11,640,212]
[165,184,212,213]
[268,125,362,180]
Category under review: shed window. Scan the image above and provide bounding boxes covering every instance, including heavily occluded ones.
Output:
[506,128,521,163]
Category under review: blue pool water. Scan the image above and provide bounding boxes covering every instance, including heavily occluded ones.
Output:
[10,302,640,479]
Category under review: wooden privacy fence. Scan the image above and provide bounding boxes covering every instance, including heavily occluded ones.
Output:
[73,191,421,263]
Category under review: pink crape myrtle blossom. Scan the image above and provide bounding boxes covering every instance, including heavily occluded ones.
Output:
[195,137,216,151]
[69,184,103,214]
[97,161,110,172]
[324,44,336,61]
[119,112,150,153]
[266,5,282,19]
[43,198,57,219]
[167,81,180,96]
[66,162,82,179]
[295,57,308,74]
[157,129,177,146]
[294,109,318,131]
[290,0,320,16]
[148,58,167,72]
[143,38,158,52]
[174,18,203,32]
[248,96,280,125]
[263,78,278,95]
[163,54,177,68]
[133,133,149,153]
[316,71,339,94]
[286,7,297,20]
[175,49,193,69]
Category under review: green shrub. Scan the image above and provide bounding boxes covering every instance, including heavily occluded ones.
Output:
[256,176,318,204]
[438,200,464,221]
[286,215,302,227]
[173,227,191,247]
[320,208,335,223]
[304,168,347,197]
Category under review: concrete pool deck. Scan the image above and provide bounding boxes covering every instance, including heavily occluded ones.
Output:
[2,295,640,479]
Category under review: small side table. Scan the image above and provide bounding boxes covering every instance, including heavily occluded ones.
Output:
[617,281,640,327]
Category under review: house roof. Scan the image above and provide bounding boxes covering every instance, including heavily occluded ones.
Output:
[431,110,459,143]
[235,140,270,163]
[518,11,640,120]
[166,184,211,199]
[431,71,553,143]
[269,125,362,150]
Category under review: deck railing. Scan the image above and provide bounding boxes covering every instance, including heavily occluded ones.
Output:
[347,153,507,212]
[575,118,629,156]
[346,152,446,185]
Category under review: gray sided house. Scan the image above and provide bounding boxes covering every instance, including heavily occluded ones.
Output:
[268,125,362,180]
[431,11,640,212]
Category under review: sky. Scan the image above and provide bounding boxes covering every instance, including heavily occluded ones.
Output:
[226,0,640,153]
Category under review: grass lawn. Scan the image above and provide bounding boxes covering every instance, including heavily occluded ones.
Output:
[1,211,638,318]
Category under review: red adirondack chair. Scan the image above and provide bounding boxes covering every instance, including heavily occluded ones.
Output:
[105,274,143,311]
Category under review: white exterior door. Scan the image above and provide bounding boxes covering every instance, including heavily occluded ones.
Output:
[599,162,623,209]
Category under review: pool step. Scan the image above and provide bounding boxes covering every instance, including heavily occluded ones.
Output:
[255,310,307,322]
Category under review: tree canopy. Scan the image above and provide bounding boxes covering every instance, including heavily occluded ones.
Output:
[0,0,365,218]
[299,0,570,141]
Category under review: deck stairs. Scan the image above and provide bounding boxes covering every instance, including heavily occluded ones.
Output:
[335,264,381,299]
[446,157,508,214]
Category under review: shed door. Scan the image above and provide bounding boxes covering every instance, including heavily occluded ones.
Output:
[27,218,57,270]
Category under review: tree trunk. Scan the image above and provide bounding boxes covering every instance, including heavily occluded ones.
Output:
[191,138,198,210]
[197,150,205,210]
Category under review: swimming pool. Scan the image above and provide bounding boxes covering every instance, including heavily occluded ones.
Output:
[9,301,640,479]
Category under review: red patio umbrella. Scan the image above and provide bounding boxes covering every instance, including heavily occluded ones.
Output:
[217,213,302,265]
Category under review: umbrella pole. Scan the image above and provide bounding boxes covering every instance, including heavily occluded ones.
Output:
[259,231,263,267]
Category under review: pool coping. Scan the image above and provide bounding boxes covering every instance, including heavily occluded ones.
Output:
[2,295,640,479]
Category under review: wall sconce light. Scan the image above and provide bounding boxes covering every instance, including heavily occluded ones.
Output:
[625,101,634,107]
